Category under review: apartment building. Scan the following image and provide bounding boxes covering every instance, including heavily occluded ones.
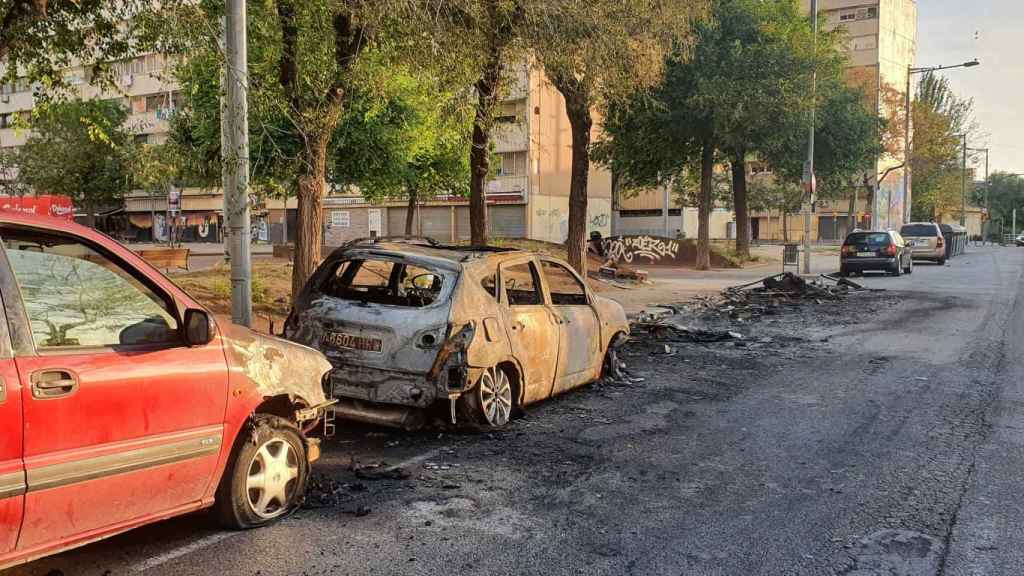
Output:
[0,54,615,246]
[614,0,918,242]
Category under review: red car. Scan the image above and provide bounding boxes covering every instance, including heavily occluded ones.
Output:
[0,213,332,570]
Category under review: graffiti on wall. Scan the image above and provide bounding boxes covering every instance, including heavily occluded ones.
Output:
[590,213,609,227]
[602,235,680,264]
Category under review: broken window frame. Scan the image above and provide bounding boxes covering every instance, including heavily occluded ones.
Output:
[316,255,454,310]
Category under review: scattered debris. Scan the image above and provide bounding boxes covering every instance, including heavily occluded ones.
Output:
[598,259,649,282]
[350,459,412,480]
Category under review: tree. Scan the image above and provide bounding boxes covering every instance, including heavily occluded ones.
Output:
[763,79,884,231]
[329,62,472,236]
[908,72,976,220]
[530,0,701,273]
[598,0,831,270]
[980,172,1024,238]
[431,0,530,247]
[696,0,836,259]
[17,99,132,226]
[165,0,427,296]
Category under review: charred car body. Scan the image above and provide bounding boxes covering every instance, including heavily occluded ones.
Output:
[285,238,629,429]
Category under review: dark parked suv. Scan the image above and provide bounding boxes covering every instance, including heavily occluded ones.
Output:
[840,230,913,277]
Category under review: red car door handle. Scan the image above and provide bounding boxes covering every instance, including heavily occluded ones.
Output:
[31,370,79,399]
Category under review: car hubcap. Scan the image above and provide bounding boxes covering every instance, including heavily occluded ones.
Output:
[479,367,512,426]
[246,438,299,519]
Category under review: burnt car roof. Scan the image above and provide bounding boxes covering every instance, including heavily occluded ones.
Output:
[327,238,525,265]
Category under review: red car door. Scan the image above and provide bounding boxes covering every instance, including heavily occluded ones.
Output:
[0,290,24,557]
[0,225,229,553]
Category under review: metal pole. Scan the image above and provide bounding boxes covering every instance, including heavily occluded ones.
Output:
[803,0,817,275]
[960,135,967,227]
[978,147,987,241]
[662,179,669,238]
[903,65,912,224]
[223,0,252,326]
[1014,208,1017,239]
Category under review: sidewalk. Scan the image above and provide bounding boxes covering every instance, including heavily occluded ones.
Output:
[124,242,275,256]
[599,251,841,314]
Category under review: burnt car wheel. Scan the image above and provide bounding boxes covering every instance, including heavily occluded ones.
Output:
[458,366,514,428]
[215,415,308,529]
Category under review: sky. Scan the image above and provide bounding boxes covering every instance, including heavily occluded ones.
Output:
[917,0,1024,176]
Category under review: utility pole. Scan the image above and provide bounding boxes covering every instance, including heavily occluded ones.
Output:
[223,0,252,326]
[803,0,817,275]
[960,135,967,227]
[903,64,912,224]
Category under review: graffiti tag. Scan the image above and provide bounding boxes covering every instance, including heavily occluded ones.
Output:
[590,213,609,227]
[602,235,679,264]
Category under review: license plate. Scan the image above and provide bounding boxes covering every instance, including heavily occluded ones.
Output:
[857,251,876,257]
[321,331,383,353]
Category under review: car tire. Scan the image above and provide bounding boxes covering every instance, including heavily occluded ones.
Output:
[215,415,308,529]
[890,259,902,276]
[457,366,515,429]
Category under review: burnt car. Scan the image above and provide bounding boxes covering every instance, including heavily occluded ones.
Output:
[285,238,630,429]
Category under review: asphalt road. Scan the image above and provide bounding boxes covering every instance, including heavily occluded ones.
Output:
[7,246,1024,576]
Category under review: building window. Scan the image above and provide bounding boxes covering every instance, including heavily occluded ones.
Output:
[838,6,878,22]
[331,211,351,228]
[619,209,681,217]
[850,36,877,51]
[497,151,527,177]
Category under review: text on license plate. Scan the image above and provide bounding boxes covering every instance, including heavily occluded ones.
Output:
[857,251,876,257]
[321,331,383,353]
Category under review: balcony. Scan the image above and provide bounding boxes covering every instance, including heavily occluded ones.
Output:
[492,121,527,153]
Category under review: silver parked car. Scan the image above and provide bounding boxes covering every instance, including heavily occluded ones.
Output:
[899,222,946,264]
[284,238,630,429]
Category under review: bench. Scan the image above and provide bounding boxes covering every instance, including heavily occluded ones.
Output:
[138,248,190,271]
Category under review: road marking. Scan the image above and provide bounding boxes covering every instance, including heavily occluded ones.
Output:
[384,447,445,472]
[132,532,237,573]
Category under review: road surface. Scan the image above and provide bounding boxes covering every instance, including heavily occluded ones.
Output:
[6,246,1024,576]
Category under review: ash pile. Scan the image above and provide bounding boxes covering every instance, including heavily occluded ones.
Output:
[722,272,875,309]
[630,272,877,346]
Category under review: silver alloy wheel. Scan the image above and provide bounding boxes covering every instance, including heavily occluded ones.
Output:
[479,367,512,426]
[245,438,299,519]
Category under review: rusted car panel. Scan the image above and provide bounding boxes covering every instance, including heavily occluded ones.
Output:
[219,323,331,419]
[285,240,630,428]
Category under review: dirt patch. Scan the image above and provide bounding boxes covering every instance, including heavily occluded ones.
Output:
[169,259,293,333]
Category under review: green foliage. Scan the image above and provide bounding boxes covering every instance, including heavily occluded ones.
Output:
[909,72,976,220]
[17,99,132,219]
[0,1,177,96]
[168,3,472,204]
[763,79,885,198]
[977,172,1024,236]
[597,0,842,191]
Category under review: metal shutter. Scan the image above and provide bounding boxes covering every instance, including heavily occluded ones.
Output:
[456,206,471,240]
[387,208,409,237]
[490,205,526,239]
[419,207,453,243]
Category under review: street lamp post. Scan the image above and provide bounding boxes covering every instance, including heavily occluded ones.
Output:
[966,147,988,242]
[903,59,979,224]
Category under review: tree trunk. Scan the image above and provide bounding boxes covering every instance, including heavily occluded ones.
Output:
[730,147,749,259]
[696,141,714,270]
[469,46,503,247]
[405,189,417,237]
[562,87,592,275]
[848,185,857,234]
[291,137,328,299]
[85,199,96,229]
